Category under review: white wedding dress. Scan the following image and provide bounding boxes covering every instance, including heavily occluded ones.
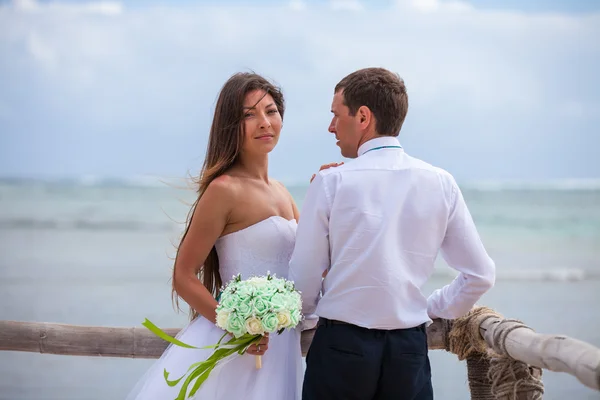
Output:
[126,216,305,400]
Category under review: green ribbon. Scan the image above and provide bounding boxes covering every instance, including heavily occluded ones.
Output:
[143,318,263,400]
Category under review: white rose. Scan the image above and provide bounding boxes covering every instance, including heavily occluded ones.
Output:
[245,316,264,335]
[276,311,291,329]
[248,277,268,289]
[216,311,230,329]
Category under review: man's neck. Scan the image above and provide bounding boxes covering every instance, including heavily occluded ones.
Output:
[356,133,390,153]
[356,135,401,157]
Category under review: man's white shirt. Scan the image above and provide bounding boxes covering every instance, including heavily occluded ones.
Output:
[289,136,495,329]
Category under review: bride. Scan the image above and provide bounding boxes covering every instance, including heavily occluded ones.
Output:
[126,72,328,399]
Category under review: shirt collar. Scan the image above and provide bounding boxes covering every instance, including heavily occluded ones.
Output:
[357,136,402,157]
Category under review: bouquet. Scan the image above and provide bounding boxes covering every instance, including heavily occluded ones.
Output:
[143,272,303,400]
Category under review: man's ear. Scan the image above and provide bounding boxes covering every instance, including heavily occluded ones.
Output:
[357,105,372,130]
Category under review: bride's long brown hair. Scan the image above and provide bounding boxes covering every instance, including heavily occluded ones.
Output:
[172,72,285,318]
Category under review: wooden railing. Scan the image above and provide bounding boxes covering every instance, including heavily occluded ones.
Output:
[1,307,599,399]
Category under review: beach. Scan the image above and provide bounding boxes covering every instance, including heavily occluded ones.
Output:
[1,179,599,399]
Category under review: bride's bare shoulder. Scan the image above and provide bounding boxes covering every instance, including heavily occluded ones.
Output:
[202,174,244,205]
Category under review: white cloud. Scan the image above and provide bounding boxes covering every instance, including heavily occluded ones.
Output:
[289,0,307,12]
[80,2,123,15]
[11,0,123,15]
[0,0,599,180]
[406,0,441,13]
[330,0,363,11]
[27,31,58,71]
[11,0,39,12]
[399,0,472,13]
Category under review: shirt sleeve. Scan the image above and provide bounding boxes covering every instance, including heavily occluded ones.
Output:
[427,177,496,320]
[288,172,332,316]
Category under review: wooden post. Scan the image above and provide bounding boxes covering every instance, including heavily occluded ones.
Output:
[478,317,600,392]
[466,355,495,400]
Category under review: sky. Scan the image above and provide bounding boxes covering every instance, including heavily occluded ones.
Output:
[0,0,599,185]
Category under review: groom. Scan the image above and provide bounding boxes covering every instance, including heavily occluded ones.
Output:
[289,67,496,399]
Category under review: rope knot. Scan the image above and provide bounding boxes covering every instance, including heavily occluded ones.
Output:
[445,306,502,360]
[489,357,544,399]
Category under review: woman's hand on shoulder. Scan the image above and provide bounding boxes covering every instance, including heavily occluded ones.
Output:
[310,162,344,183]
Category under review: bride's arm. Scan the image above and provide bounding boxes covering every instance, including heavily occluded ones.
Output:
[173,176,235,324]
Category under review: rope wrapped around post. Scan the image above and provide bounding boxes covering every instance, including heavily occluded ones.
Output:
[441,307,544,400]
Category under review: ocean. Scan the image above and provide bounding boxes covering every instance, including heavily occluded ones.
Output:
[1,178,599,399]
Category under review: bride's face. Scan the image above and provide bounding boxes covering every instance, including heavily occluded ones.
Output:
[241,90,282,155]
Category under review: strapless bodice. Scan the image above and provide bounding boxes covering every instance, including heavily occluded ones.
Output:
[215,216,297,283]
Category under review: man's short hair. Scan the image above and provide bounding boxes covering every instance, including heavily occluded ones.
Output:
[335,67,408,137]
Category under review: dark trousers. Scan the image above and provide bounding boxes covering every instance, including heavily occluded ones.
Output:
[302,318,433,400]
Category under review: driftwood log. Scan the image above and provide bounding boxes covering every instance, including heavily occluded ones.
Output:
[479,316,600,393]
[1,309,599,396]
[0,319,445,358]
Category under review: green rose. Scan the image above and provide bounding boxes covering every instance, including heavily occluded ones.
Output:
[261,312,279,333]
[289,309,301,327]
[269,293,287,312]
[274,280,286,292]
[222,283,235,295]
[252,297,270,316]
[261,285,278,299]
[290,292,302,310]
[236,298,253,318]
[219,293,239,311]
[226,313,246,338]
[235,283,254,300]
